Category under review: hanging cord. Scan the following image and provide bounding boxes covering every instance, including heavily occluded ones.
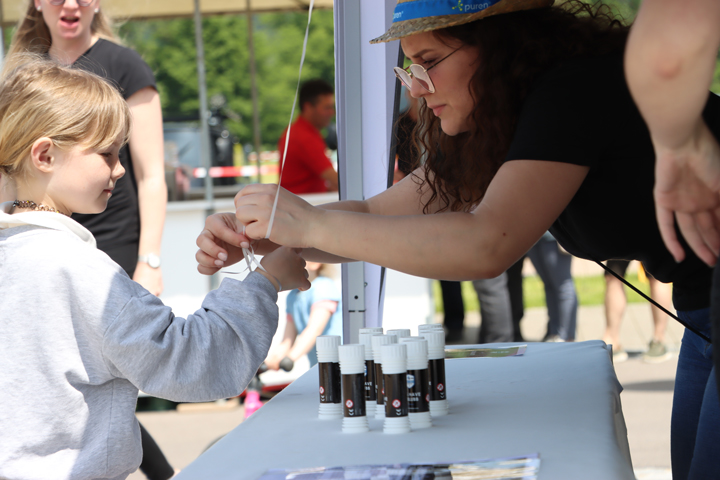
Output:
[593,259,710,343]
[265,0,315,240]
[227,1,315,287]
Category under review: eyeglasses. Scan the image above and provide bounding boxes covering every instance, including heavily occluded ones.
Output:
[47,0,95,6]
[393,48,460,94]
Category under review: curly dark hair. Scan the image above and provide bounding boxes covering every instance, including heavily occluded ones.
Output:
[409,0,630,213]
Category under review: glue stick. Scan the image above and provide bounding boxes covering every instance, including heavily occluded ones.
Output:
[338,344,369,433]
[359,327,384,335]
[399,337,432,429]
[386,328,411,339]
[316,335,342,419]
[358,332,378,416]
[371,334,398,419]
[421,330,449,417]
[380,343,411,434]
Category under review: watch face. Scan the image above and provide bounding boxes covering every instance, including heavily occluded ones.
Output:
[148,255,161,269]
[140,254,161,269]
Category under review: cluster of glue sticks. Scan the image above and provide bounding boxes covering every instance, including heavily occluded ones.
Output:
[316,324,448,434]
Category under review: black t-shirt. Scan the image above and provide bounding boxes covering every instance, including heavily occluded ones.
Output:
[71,39,157,256]
[505,54,717,311]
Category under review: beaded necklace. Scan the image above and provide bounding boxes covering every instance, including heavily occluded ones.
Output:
[12,200,68,216]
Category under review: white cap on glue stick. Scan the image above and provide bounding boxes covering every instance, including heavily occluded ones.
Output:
[386,329,411,339]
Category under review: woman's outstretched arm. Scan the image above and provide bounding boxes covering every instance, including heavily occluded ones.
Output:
[223,161,587,281]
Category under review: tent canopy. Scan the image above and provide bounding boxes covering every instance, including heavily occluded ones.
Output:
[1,0,332,26]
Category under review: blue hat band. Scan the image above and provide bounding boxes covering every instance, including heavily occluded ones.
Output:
[393,0,503,23]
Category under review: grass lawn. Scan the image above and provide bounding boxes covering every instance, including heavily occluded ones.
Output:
[433,273,654,313]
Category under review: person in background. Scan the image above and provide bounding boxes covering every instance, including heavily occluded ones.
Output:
[278,79,338,194]
[527,232,578,342]
[6,0,169,476]
[264,262,342,369]
[626,2,720,477]
[603,260,673,363]
[201,1,720,475]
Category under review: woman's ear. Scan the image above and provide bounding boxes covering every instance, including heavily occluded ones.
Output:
[30,137,55,174]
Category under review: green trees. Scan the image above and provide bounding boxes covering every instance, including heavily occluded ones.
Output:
[119,10,335,151]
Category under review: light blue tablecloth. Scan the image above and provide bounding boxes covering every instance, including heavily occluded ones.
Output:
[176,340,634,480]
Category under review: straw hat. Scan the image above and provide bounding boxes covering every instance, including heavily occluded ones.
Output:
[370,0,555,44]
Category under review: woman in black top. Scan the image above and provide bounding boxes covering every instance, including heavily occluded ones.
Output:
[6,1,172,478]
[200,1,719,478]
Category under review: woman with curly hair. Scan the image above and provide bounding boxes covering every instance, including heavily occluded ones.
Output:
[198,1,720,477]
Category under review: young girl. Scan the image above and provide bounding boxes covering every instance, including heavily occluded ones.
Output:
[0,59,310,480]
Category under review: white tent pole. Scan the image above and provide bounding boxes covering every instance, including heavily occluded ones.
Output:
[193,0,218,290]
[246,0,263,182]
[335,0,365,344]
[335,0,398,343]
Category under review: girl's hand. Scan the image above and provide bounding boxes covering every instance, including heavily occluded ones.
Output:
[260,247,311,292]
[234,184,320,248]
[654,121,720,266]
[195,213,252,274]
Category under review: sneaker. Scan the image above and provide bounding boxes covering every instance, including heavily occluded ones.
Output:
[643,340,672,364]
[544,335,565,343]
[613,349,628,363]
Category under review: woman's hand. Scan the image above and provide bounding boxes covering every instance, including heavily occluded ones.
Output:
[195,213,252,274]
[234,184,320,248]
[654,121,720,266]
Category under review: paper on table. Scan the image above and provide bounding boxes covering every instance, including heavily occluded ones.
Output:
[257,454,540,480]
[444,345,527,359]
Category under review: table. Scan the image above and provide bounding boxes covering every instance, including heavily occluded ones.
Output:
[175,341,634,480]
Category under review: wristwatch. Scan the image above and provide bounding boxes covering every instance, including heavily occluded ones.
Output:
[138,253,161,269]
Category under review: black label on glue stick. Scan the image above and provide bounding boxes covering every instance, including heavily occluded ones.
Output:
[384,372,409,418]
[318,362,341,404]
[365,359,377,402]
[429,358,447,401]
[342,373,366,418]
[407,368,430,413]
[375,362,384,406]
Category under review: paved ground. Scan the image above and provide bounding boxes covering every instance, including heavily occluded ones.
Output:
[129,302,682,480]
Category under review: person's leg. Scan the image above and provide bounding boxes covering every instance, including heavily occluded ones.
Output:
[711,260,720,402]
[506,257,525,342]
[544,241,577,341]
[440,280,465,342]
[687,365,720,480]
[644,274,673,362]
[671,308,714,480]
[473,273,514,344]
[603,260,629,354]
[527,240,558,339]
[139,422,175,480]
[648,276,671,343]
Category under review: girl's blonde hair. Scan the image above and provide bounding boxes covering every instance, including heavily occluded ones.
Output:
[6,1,118,63]
[0,57,131,181]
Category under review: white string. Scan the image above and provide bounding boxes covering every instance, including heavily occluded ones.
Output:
[227,1,314,291]
[265,0,315,240]
[224,225,281,292]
